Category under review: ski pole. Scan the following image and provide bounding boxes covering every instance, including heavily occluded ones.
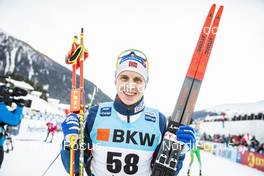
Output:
[68,35,79,176]
[65,28,89,176]
[70,45,77,176]
[78,27,85,176]
[87,86,97,109]
[41,151,61,176]
[77,27,91,176]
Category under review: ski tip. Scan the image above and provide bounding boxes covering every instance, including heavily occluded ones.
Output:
[211,4,216,11]
[207,4,216,18]
[217,5,224,15]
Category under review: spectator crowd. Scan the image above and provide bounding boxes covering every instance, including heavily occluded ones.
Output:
[200,132,264,154]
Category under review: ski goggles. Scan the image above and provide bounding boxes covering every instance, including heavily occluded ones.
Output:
[115,49,149,83]
[116,49,149,70]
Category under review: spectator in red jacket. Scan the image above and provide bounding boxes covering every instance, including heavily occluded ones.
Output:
[240,133,251,146]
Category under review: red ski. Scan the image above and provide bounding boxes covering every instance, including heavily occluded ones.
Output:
[152,4,224,176]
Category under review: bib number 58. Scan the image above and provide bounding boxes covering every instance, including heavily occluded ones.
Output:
[107,152,139,175]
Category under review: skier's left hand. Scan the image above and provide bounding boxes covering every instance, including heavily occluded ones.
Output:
[174,125,196,176]
[176,125,196,152]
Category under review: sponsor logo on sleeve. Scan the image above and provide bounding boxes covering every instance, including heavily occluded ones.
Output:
[145,111,157,122]
[100,107,112,116]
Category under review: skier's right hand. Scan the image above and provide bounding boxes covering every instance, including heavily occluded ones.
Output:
[61,113,79,143]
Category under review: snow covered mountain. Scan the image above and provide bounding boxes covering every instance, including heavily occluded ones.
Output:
[0,30,111,104]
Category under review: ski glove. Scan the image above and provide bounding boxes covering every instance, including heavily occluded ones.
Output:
[176,125,196,153]
[173,125,195,176]
[61,113,79,143]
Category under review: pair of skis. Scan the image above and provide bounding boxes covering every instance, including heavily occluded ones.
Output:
[152,4,223,176]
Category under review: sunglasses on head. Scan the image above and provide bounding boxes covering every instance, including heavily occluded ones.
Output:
[116,49,149,69]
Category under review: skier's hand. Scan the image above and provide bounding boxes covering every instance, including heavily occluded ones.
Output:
[176,125,196,153]
[61,113,79,143]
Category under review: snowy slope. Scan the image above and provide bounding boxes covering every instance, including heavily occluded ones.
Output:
[0,119,68,176]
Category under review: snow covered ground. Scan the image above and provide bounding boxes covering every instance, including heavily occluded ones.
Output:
[181,151,263,176]
[0,119,263,176]
[0,124,68,176]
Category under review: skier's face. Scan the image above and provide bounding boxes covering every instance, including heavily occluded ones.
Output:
[115,71,146,106]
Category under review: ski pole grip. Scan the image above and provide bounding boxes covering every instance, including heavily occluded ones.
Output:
[70,135,76,147]
[69,135,76,176]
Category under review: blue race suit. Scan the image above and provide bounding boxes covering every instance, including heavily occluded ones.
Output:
[61,97,167,176]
